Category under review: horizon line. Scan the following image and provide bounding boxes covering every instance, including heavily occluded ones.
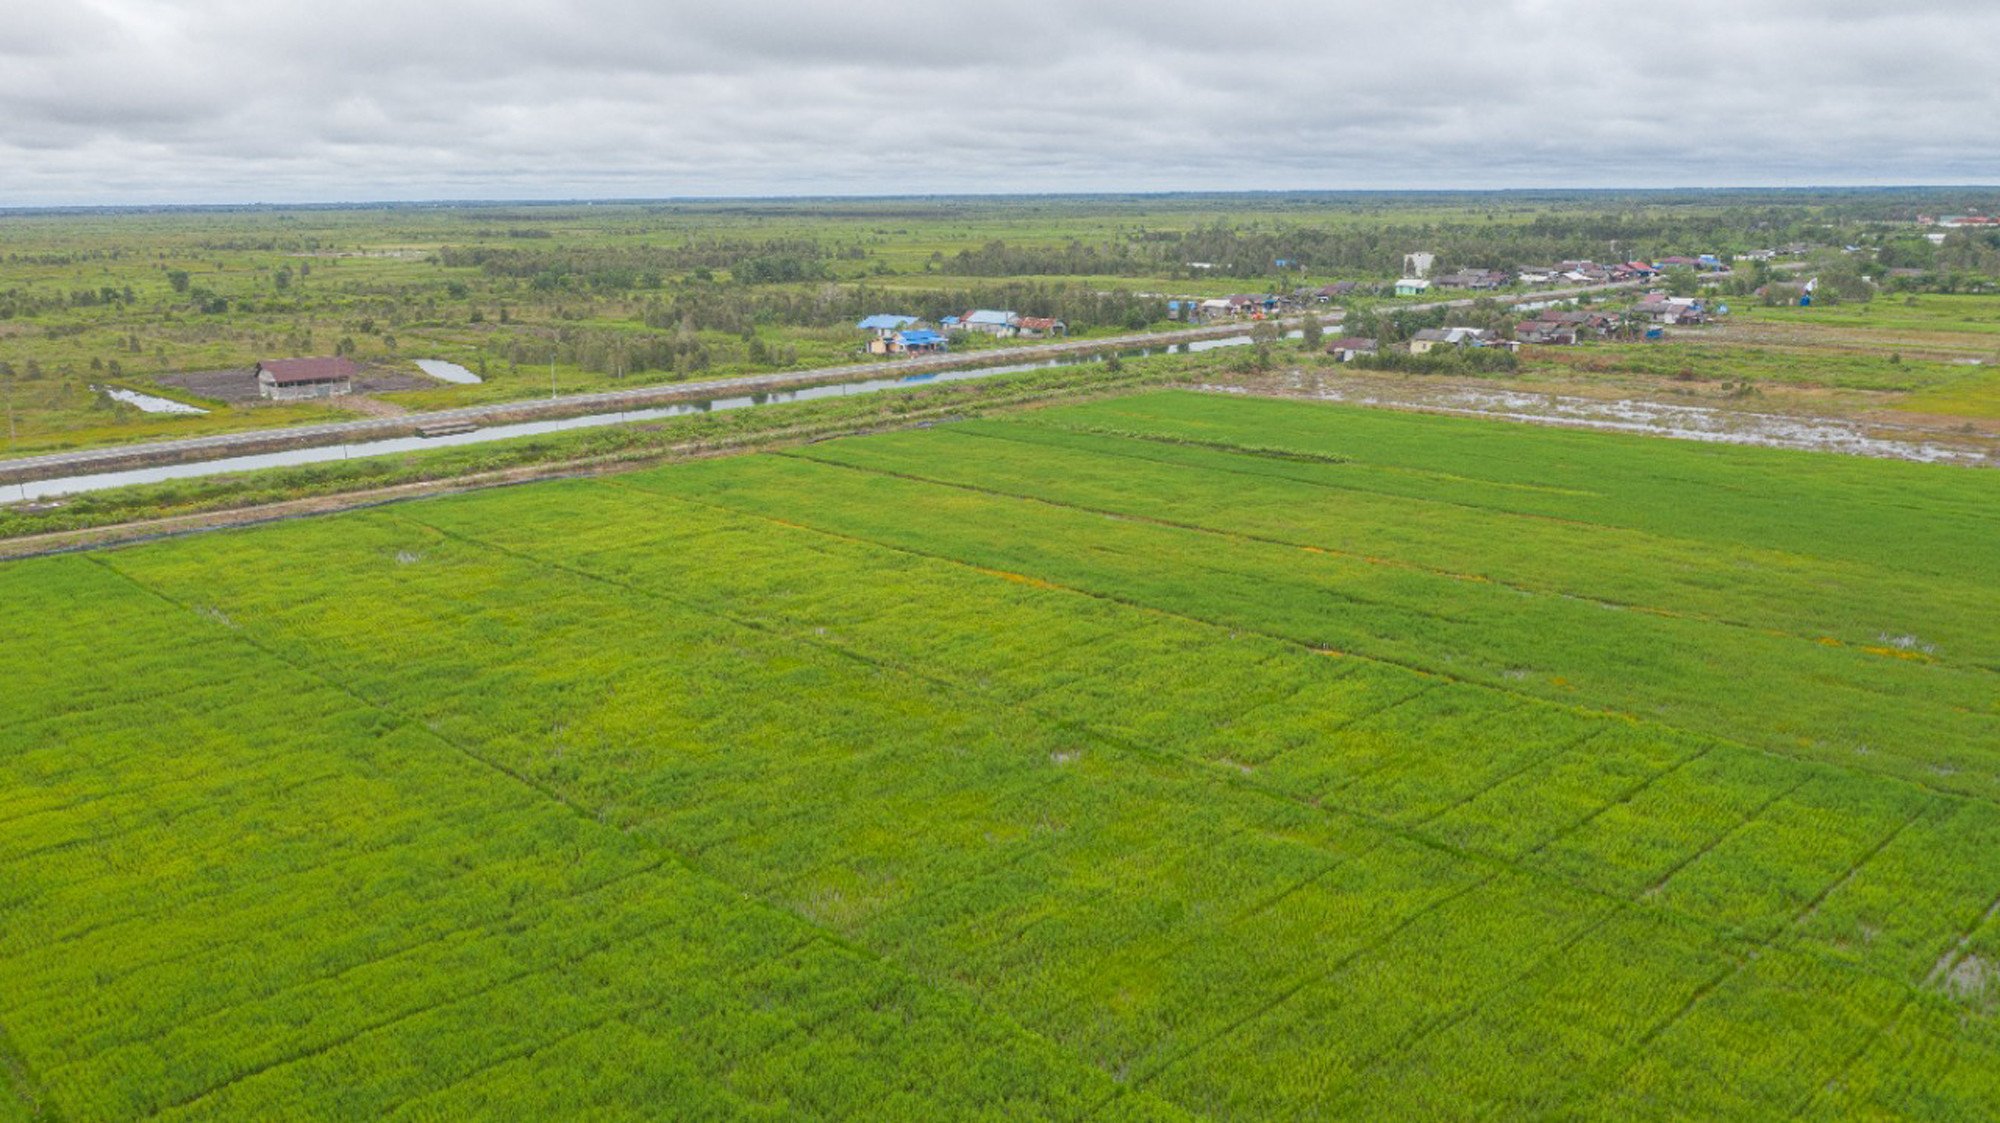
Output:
[6,183,2000,215]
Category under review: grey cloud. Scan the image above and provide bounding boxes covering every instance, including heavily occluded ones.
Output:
[0,0,1995,205]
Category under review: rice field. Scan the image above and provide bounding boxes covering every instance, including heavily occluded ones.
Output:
[4,389,1998,1120]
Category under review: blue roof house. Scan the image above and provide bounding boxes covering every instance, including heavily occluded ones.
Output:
[894,329,948,353]
[962,310,1021,336]
[858,314,920,336]
[868,326,950,356]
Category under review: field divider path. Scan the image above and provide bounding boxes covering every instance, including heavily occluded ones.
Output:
[83,553,612,828]
[377,926,832,1122]
[1316,906,1624,1104]
[637,481,1988,906]
[1234,680,1445,793]
[653,472,2000,817]
[568,483,1966,1005]
[373,509,1192,1112]
[1520,743,1718,860]
[76,551,1117,1114]
[138,894,722,1121]
[1403,726,1611,830]
[1638,775,1818,900]
[51,855,676,1081]
[0,763,349,872]
[1788,804,1939,933]
[1586,802,1938,1112]
[1103,870,1503,1112]
[777,450,1475,625]
[1787,995,1917,1120]
[393,501,1827,1113]
[1923,889,2000,988]
[0,1019,47,1123]
[786,437,2000,682]
[7,793,536,968]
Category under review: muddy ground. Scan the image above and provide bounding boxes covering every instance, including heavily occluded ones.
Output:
[157,364,433,404]
[1206,367,2000,467]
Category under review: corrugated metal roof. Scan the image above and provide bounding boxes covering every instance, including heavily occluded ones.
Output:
[857,314,919,330]
[966,310,1017,326]
[897,330,946,346]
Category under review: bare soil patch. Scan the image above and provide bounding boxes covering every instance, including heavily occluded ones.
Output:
[1206,368,2000,467]
[156,363,432,404]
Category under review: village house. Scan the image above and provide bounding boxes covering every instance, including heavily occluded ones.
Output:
[1408,326,1504,354]
[256,357,358,401]
[1557,261,1613,283]
[1395,278,1432,297]
[1015,316,1066,338]
[1534,307,1622,336]
[959,310,1021,337]
[1433,269,1511,291]
[1628,295,1708,325]
[859,314,922,354]
[1514,320,1579,345]
[1324,336,1379,362]
[879,329,948,355]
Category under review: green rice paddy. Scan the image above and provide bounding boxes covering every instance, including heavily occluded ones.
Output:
[4,390,1998,1119]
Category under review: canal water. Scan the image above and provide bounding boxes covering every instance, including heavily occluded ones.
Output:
[13,332,1275,502]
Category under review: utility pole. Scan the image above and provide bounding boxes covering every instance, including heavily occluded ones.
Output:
[550,349,557,400]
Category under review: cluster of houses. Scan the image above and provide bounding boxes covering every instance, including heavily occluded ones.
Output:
[1329,290,1718,360]
[1168,251,1753,323]
[857,310,1065,355]
[1512,258,1726,286]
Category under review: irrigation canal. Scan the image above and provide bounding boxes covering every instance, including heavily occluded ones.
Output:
[4,280,1644,502]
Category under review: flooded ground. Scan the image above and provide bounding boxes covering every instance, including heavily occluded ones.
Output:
[1205,371,1999,467]
[98,387,209,415]
[414,359,483,385]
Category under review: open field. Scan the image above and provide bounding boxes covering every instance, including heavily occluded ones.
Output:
[5,389,1998,1119]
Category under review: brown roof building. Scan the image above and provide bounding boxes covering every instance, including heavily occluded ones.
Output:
[256,357,358,401]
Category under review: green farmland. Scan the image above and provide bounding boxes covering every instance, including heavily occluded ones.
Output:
[5,390,1999,1119]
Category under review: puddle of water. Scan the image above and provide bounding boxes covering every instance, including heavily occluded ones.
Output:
[1231,379,1990,466]
[413,359,484,385]
[98,387,209,415]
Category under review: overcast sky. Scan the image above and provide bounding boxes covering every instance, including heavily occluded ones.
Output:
[2,0,1997,206]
